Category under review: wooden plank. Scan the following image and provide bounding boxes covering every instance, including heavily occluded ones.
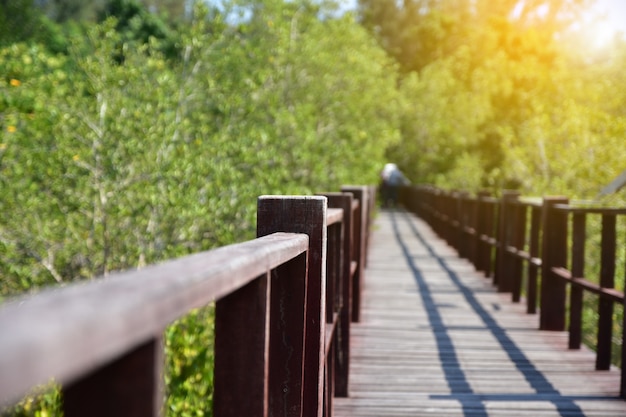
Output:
[334,209,626,417]
[0,232,308,407]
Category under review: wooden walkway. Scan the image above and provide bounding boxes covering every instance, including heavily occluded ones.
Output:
[333,209,626,417]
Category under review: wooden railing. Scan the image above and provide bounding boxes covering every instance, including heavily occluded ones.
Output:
[0,186,374,417]
[401,185,626,398]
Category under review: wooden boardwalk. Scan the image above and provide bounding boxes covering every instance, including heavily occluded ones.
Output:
[333,209,626,417]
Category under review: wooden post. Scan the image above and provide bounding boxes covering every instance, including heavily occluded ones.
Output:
[448,192,459,249]
[495,191,520,292]
[214,275,271,417]
[469,192,488,271]
[324,218,340,415]
[596,214,616,370]
[257,196,327,417]
[434,189,445,238]
[342,186,367,323]
[64,337,164,417]
[456,192,470,259]
[483,199,496,279]
[511,203,527,303]
[319,193,354,397]
[474,192,491,274]
[568,213,586,349]
[526,205,542,314]
[539,197,568,331]
[621,296,626,398]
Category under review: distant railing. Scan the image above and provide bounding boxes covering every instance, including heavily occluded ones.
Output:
[401,185,626,398]
[0,186,375,417]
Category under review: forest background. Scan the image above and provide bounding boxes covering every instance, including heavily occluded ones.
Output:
[1,0,626,416]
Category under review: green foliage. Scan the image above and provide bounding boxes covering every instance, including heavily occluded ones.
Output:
[165,307,215,416]
[0,0,72,53]
[99,0,180,59]
[1,384,61,417]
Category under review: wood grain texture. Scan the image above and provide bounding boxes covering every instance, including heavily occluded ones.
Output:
[258,196,328,417]
[0,232,307,406]
[334,209,626,417]
[320,192,356,397]
[342,186,367,323]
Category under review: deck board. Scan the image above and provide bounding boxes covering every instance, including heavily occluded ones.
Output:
[333,209,626,417]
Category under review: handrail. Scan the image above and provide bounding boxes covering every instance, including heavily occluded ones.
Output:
[0,186,375,417]
[0,232,308,407]
[400,185,626,399]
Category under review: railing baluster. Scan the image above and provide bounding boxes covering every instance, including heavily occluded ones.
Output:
[597,213,617,370]
[495,191,520,292]
[324,214,341,416]
[342,186,367,323]
[569,213,586,349]
[526,205,542,314]
[540,197,569,331]
[214,274,271,417]
[483,198,497,279]
[64,337,164,417]
[319,193,354,398]
[472,191,490,272]
[511,202,527,303]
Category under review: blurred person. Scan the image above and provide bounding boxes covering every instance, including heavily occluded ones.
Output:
[380,163,409,207]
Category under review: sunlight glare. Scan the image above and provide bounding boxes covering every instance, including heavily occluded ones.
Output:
[580,0,626,48]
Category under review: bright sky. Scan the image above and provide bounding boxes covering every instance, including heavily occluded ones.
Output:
[583,0,626,46]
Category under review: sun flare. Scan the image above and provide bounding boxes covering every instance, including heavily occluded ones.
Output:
[577,0,626,49]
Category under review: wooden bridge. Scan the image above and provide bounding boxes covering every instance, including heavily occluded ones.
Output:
[1,185,626,417]
[334,207,626,417]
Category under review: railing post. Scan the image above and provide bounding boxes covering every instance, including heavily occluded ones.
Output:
[435,189,445,238]
[474,191,491,274]
[468,193,485,270]
[214,275,271,417]
[63,338,164,417]
[494,190,520,292]
[539,197,568,331]
[456,192,470,259]
[257,196,328,417]
[511,202,527,303]
[622,299,626,398]
[568,212,586,349]
[342,186,367,323]
[449,191,460,250]
[526,205,542,314]
[482,198,497,279]
[319,193,354,397]
[596,213,616,371]
[365,185,377,268]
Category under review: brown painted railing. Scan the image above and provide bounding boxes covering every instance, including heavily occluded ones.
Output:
[401,185,626,398]
[0,186,374,417]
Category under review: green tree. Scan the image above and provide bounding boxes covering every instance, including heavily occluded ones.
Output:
[0,0,71,52]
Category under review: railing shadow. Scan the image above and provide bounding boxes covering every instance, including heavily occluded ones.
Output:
[390,209,600,417]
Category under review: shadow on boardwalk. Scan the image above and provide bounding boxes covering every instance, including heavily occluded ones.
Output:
[334,209,626,417]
